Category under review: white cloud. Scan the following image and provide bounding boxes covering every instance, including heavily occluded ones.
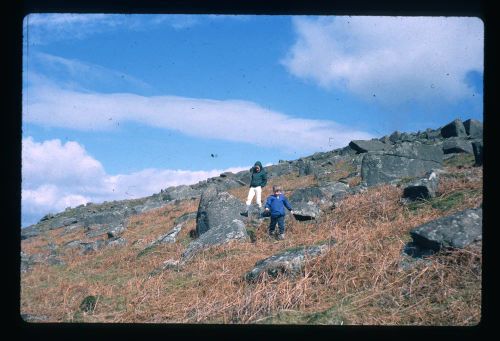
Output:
[24,14,126,43]
[33,52,152,91]
[21,137,249,227]
[25,78,374,153]
[22,137,107,189]
[23,14,227,44]
[282,16,484,105]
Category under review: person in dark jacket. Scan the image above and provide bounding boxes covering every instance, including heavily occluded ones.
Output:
[264,185,293,240]
[244,161,267,214]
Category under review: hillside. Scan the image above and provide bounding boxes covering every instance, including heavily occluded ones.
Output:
[20,118,483,325]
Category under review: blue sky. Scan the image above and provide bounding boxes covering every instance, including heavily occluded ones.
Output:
[21,14,484,227]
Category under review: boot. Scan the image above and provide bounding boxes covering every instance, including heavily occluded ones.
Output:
[240,205,250,217]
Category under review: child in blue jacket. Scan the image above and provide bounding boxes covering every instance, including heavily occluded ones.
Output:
[264,185,294,240]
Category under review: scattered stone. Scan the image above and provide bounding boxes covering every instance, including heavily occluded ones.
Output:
[79,295,100,313]
[106,224,126,238]
[21,314,50,322]
[402,171,440,200]
[106,237,127,248]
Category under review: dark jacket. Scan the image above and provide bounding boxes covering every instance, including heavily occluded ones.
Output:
[264,194,293,217]
[250,161,267,188]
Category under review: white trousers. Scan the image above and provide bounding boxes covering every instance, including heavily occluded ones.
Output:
[246,186,262,207]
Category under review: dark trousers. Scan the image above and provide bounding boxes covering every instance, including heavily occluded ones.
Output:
[269,215,285,234]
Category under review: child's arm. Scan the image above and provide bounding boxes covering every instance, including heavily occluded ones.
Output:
[283,197,293,212]
[264,196,272,210]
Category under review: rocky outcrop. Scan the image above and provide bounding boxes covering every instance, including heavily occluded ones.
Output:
[175,187,249,263]
[161,185,201,201]
[245,240,335,282]
[360,142,444,187]
[440,119,467,138]
[21,118,483,272]
[195,186,246,236]
[265,161,297,178]
[21,250,65,273]
[463,119,483,139]
[21,196,171,240]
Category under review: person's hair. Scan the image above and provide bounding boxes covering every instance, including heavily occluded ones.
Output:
[273,185,282,192]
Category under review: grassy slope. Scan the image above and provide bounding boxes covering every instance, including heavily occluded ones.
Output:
[21,155,482,325]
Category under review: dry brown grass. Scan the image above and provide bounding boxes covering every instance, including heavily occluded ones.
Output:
[20,165,482,325]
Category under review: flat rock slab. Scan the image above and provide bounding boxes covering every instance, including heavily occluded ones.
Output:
[349,139,391,153]
[409,207,482,251]
[245,240,335,282]
[181,219,249,263]
[361,142,443,187]
[442,138,473,154]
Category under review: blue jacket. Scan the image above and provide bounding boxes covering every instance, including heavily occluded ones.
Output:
[264,194,293,217]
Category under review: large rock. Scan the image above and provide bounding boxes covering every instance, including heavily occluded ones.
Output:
[349,139,391,153]
[361,142,443,187]
[319,182,350,203]
[289,187,327,221]
[440,119,467,138]
[463,119,483,139]
[195,186,246,236]
[171,187,249,263]
[245,241,335,282]
[441,138,473,154]
[181,219,249,262]
[291,202,321,221]
[409,207,482,251]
